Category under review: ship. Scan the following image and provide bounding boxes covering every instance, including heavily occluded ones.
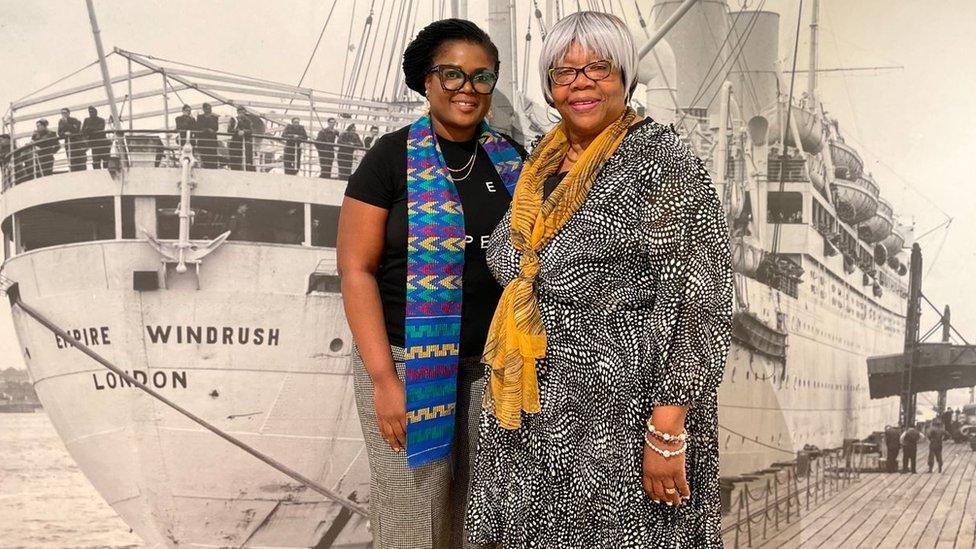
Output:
[0,0,915,546]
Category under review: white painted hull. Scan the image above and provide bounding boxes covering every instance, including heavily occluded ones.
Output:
[5,240,370,548]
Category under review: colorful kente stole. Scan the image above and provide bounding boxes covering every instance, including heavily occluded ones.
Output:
[404,115,522,468]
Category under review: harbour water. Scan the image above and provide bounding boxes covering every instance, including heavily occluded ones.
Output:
[0,413,143,548]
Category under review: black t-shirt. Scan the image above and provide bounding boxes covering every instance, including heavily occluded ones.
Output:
[345,125,527,357]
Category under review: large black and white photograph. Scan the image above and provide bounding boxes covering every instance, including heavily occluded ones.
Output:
[1,0,974,547]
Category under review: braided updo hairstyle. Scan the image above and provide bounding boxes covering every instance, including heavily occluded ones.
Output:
[402,18,500,96]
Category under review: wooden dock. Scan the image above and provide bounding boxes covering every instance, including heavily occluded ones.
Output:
[725,441,976,548]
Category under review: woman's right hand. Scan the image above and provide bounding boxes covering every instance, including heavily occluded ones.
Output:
[373,376,407,452]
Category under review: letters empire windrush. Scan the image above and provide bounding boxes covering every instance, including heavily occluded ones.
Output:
[55,325,281,350]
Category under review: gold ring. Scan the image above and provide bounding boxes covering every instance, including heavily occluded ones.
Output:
[665,488,677,495]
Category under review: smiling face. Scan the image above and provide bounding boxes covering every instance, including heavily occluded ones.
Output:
[549,42,627,143]
[425,40,495,139]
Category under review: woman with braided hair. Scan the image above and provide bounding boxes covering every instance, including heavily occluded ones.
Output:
[337,18,525,549]
[465,11,734,548]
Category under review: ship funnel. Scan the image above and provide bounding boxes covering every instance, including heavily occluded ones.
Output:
[649,0,732,113]
[729,10,780,121]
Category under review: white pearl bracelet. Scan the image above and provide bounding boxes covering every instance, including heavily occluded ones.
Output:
[644,431,687,458]
[646,419,688,443]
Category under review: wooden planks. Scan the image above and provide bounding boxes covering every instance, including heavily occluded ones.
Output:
[724,442,976,548]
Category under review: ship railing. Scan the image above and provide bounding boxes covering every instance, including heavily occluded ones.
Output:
[766,155,808,182]
[721,447,870,547]
[1,129,371,191]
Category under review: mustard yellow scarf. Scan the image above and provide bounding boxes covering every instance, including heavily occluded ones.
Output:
[483,107,638,430]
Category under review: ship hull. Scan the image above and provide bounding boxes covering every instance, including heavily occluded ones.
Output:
[5,240,370,548]
[717,269,903,476]
[3,239,905,545]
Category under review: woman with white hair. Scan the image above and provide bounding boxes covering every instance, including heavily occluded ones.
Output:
[465,11,733,547]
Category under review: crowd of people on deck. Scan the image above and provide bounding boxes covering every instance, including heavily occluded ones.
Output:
[0,103,380,185]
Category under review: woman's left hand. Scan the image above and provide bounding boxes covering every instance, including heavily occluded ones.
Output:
[642,443,690,506]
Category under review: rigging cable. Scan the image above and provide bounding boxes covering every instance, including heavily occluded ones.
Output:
[384,0,414,100]
[282,0,339,117]
[344,0,378,99]
[522,7,534,94]
[356,0,388,100]
[339,0,359,99]
[770,0,805,258]
[695,5,767,127]
[632,0,683,118]
[378,0,409,100]
[367,0,397,100]
[532,0,548,39]
[675,4,764,129]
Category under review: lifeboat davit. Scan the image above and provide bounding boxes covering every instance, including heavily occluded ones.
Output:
[859,197,893,243]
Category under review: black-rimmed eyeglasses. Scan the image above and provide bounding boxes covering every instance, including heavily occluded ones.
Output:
[548,59,614,86]
[427,65,498,95]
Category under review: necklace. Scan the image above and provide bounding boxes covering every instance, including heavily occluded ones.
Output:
[446,143,478,181]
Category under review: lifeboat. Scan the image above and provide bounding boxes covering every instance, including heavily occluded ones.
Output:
[831,172,879,225]
[766,101,825,154]
[731,237,765,276]
[858,197,893,243]
[829,139,864,181]
[882,220,910,256]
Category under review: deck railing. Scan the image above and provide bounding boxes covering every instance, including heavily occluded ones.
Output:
[721,446,871,547]
[1,129,370,191]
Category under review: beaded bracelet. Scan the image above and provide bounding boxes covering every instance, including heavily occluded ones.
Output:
[644,431,687,458]
[646,418,688,444]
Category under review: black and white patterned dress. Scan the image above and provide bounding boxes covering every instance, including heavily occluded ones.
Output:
[465,118,734,548]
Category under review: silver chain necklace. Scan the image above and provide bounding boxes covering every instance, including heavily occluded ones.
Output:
[446,143,478,181]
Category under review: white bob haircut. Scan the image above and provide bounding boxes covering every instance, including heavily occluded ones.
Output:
[538,11,639,106]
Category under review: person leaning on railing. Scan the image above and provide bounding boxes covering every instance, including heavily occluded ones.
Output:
[196,103,220,169]
[336,123,363,180]
[31,120,60,178]
[57,108,85,172]
[82,106,109,170]
[315,117,338,178]
[281,117,308,175]
[175,104,197,150]
[228,105,256,172]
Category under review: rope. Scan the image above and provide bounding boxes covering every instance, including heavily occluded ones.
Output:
[369,0,399,100]
[770,0,805,258]
[357,0,388,99]
[13,57,103,104]
[1,282,367,518]
[284,0,339,117]
[339,1,359,99]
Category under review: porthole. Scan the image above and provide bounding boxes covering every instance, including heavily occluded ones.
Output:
[329,338,344,352]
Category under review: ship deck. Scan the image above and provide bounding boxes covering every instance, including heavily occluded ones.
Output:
[725,441,976,548]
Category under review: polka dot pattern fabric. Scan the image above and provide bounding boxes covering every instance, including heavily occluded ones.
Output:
[465,119,734,548]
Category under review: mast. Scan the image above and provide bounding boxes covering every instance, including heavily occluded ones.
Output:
[488,0,519,137]
[451,0,467,19]
[85,0,121,131]
[808,0,820,100]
